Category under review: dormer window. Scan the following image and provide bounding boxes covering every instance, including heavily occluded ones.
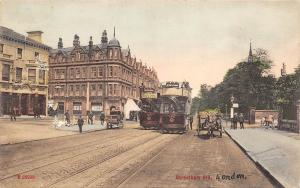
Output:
[80,53,85,61]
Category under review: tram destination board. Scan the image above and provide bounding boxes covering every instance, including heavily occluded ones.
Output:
[142,92,157,99]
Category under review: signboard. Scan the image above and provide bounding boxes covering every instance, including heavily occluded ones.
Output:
[142,92,157,99]
[162,81,180,88]
[232,103,239,108]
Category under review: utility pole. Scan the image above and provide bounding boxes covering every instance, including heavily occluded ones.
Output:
[225,104,228,127]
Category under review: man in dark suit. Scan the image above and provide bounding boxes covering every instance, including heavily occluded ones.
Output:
[77,115,84,133]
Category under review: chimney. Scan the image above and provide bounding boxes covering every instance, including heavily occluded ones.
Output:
[58,38,63,49]
[27,31,43,43]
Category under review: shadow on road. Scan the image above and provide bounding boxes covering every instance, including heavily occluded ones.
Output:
[196,132,222,140]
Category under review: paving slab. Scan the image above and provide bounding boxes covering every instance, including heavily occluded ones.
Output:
[225,128,300,188]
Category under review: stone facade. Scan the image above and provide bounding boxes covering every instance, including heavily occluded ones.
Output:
[49,30,159,116]
[0,26,51,116]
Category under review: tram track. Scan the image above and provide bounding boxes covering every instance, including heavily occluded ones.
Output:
[93,133,184,188]
[0,130,142,171]
[46,134,174,188]
[0,130,166,188]
[114,133,187,188]
[0,130,154,181]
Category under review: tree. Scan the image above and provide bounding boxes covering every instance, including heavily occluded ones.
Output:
[192,48,276,118]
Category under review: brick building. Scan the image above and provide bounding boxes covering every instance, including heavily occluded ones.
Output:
[49,29,159,116]
[0,26,51,116]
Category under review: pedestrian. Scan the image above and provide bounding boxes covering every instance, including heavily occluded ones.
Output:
[239,113,244,129]
[88,111,94,125]
[267,115,274,129]
[121,111,124,120]
[233,114,238,129]
[10,107,16,121]
[100,111,105,126]
[33,107,37,119]
[189,116,193,130]
[64,110,70,125]
[77,115,84,133]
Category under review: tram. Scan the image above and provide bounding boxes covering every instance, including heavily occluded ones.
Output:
[159,81,192,133]
[139,89,161,129]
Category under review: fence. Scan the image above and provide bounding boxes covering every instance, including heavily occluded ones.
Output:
[278,100,300,133]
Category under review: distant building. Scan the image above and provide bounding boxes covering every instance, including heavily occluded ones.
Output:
[248,42,254,63]
[0,26,51,116]
[281,62,287,76]
[48,29,159,116]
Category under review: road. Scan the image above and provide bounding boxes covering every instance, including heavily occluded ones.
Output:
[0,123,274,188]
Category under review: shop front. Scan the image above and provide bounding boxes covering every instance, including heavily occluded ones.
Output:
[0,92,46,116]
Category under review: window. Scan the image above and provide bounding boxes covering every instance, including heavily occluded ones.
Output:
[0,44,3,53]
[75,52,80,61]
[114,49,117,58]
[81,84,86,96]
[73,102,82,114]
[113,84,117,95]
[69,85,74,95]
[109,49,113,58]
[59,86,65,96]
[91,103,102,112]
[75,68,80,78]
[90,84,96,96]
[35,52,39,59]
[54,69,58,79]
[109,84,113,95]
[98,67,103,77]
[2,64,10,81]
[17,48,22,59]
[80,54,85,61]
[98,84,103,95]
[39,70,45,84]
[75,85,80,95]
[108,66,113,77]
[16,68,22,82]
[60,69,65,79]
[70,68,74,78]
[82,67,87,78]
[28,69,36,83]
[91,67,97,78]
[113,66,117,77]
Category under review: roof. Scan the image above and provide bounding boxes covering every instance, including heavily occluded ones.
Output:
[0,26,51,50]
[108,37,120,47]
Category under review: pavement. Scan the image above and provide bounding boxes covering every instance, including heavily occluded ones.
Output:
[53,120,107,132]
[0,118,139,145]
[225,127,300,188]
[0,118,76,145]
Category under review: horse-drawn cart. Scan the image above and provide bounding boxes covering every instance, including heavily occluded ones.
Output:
[106,110,124,129]
[197,111,222,137]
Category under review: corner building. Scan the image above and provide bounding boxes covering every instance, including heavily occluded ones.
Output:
[49,30,159,116]
[0,26,51,116]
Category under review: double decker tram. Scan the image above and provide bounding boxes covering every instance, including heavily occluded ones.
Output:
[159,81,192,134]
[139,89,161,129]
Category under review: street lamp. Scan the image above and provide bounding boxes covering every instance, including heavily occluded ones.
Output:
[139,83,145,100]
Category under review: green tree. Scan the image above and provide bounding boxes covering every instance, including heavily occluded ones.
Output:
[192,48,276,118]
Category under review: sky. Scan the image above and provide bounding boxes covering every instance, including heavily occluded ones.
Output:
[1,0,299,97]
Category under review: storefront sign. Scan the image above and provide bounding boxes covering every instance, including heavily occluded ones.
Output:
[142,92,157,99]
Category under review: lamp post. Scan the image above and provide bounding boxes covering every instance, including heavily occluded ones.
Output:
[139,83,144,100]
